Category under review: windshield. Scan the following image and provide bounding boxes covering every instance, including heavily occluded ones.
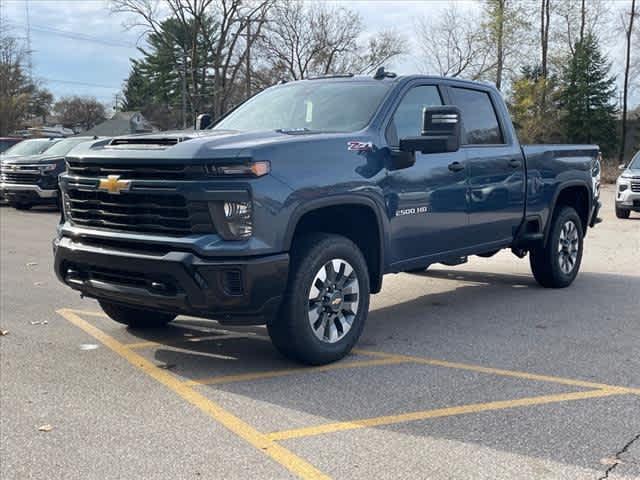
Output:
[2,138,58,157]
[0,139,21,154]
[41,137,91,157]
[630,151,640,169]
[214,81,391,133]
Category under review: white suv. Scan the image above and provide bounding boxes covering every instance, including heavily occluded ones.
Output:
[616,151,640,219]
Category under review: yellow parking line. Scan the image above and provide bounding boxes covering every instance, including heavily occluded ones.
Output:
[354,349,640,395]
[185,357,409,387]
[67,309,109,318]
[57,309,330,480]
[267,388,626,441]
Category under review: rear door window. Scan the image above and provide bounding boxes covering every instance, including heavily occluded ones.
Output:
[449,87,504,145]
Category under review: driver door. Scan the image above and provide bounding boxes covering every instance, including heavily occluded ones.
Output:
[380,83,469,267]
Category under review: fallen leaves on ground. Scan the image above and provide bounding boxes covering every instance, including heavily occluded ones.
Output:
[38,425,53,432]
[0,330,8,336]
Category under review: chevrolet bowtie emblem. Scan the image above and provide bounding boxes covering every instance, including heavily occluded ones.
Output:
[98,175,131,194]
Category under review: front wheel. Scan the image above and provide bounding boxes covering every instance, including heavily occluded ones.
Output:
[268,233,370,365]
[99,300,175,328]
[615,206,631,219]
[529,206,584,288]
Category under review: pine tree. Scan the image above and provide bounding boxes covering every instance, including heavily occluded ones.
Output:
[561,34,618,157]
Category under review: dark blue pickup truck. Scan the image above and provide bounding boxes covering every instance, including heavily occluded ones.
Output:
[53,71,601,365]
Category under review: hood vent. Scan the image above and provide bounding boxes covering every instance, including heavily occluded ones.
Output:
[107,137,191,149]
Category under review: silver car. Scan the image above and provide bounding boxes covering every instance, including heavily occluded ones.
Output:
[615,151,640,219]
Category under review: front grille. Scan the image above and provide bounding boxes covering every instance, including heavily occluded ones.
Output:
[631,182,640,193]
[64,262,179,295]
[64,188,215,236]
[66,160,205,180]
[1,172,40,184]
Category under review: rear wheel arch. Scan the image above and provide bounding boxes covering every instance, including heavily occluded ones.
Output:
[284,197,386,293]
[545,182,592,245]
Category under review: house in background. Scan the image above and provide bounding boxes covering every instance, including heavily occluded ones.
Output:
[83,111,155,137]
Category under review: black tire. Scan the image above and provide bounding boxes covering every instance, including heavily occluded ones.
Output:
[268,233,370,365]
[529,206,584,288]
[615,206,631,219]
[99,300,175,328]
[11,202,32,210]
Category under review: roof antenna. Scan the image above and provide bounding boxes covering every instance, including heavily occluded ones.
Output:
[373,67,396,80]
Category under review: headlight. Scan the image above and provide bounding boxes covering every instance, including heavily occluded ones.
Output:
[209,161,270,177]
[38,164,57,172]
[209,201,253,240]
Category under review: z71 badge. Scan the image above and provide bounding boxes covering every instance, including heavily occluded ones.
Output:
[395,206,431,216]
[347,141,373,152]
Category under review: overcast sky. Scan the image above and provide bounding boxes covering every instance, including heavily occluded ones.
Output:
[1,0,637,111]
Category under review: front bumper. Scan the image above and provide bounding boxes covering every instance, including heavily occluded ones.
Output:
[615,188,640,211]
[53,236,289,324]
[1,183,58,199]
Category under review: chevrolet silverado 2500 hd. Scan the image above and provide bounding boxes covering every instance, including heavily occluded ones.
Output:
[53,72,601,365]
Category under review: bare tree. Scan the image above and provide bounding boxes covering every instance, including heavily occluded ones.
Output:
[53,96,107,131]
[112,0,272,119]
[0,30,31,135]
[482,0,533,91]
[553,0,611,57]
[415,5,492,80]
[260,1,403,81]
[620,0,638,162]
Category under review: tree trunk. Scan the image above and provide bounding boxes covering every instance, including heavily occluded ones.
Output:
[579,0,586,44]
[540,0,550,77]
[620,0,637,162]
[495,0,505,90]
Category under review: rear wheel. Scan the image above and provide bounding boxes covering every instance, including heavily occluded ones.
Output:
[99,300,175,328]
[529,206,583,288]
[615,206,631,219]
[268,233,370,365]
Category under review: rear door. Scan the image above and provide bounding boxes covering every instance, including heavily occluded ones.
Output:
[382,83,469,266]
[447,86,525,247]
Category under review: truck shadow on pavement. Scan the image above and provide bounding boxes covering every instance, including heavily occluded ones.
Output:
[115,269,640,477]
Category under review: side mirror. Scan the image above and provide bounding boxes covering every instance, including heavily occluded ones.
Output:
[399,106,461,155]
[195,113,212,130]
[618,164,627,170]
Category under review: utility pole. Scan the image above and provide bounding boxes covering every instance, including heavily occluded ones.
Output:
[245,19,251,99]
[25,0,33,81]
[182,51,187,129]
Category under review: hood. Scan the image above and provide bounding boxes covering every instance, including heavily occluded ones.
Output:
[1,153,65,165]
[624,165,640,177]
[67,128,364,163]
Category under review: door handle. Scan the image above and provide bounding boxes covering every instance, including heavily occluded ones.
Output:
[448,161,465,172]
[509,159,522,168]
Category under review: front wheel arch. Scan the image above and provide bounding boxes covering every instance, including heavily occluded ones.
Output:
[284,197,386,293]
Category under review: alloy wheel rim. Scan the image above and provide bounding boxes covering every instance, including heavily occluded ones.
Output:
[308,258,360,344]
[558,220,579,275]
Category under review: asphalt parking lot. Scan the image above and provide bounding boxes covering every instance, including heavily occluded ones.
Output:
[1,184,639,480]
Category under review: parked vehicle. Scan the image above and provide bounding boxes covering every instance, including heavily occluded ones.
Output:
[0,137,24,154]
[1,137,60,159]
[1,137,106,210]
[53,72,601,365]
[615,151,640,219]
